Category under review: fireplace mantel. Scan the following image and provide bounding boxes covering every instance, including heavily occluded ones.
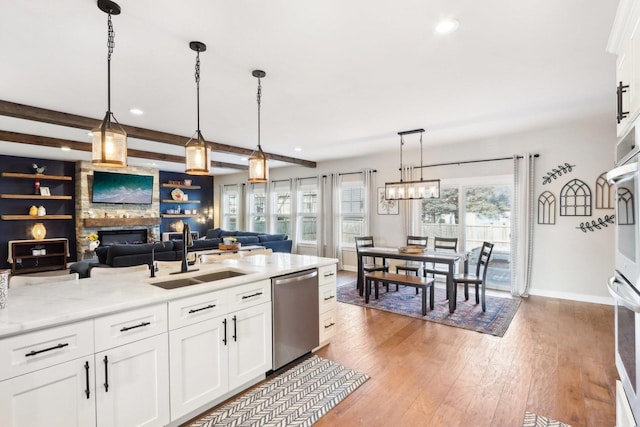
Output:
[83,218,161,227]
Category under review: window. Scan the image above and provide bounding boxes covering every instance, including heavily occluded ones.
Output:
[297,177,319,244]
[271,180,292,236]
[248,183,267,233]
[221,184,239,231]
[420,178,512,289]
[340,175,365,247]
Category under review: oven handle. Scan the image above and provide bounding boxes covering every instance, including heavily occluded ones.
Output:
[608,274,640,312]
[606,162,638,185]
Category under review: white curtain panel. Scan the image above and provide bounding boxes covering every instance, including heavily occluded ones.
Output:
[321,174,342,268]
[511,154,536,296]
[363,169,376,236]
[288,178,298,251]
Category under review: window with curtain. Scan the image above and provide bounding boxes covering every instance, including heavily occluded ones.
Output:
[339,174,365,247]
[297,177,319,244]
[248,183,267,233]
[221,184,239,231]
[420,177,512,289]
[271,180,291,236]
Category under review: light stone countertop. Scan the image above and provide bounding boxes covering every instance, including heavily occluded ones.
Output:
[0,253,338,338]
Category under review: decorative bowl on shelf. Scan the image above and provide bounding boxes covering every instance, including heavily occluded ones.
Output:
[398,245,427,254]
[171,188,184,201]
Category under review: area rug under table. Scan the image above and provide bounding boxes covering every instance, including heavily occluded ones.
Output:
[188,355,369,427]
[522,411,572,427]
[337,281,520,337]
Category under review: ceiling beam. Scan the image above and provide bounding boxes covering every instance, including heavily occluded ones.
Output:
[0,100,317,168]
[0,130,249,170]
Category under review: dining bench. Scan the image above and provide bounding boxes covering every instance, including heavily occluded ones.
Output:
[364,271,435,315]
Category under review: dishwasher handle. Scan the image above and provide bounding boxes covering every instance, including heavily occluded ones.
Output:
[272,270,318,285]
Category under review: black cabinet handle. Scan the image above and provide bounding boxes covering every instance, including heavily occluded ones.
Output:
[188,304,216,314]
[103,355,109,392]
[324,272,335,277]
[223,318,227,345]
[241,292,263,300]
[617,81,630,124]
[232,315,237,342]
[120,321,150,332]
[324,295,335,301]
[84,361,90,399]
[324,322,336,329]
[25,342,69,357]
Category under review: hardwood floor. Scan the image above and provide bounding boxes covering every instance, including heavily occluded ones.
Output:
[314,271,616,427]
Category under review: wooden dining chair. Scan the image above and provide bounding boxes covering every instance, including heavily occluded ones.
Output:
[355,236,389,291]
[396,236,428,293]
[424,237,458,279]
[453,241,494,311]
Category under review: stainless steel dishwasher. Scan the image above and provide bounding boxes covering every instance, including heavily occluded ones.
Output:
[272,268,319,370]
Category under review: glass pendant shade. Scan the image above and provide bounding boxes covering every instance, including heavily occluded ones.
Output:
[385,179,440,200]
[248,145,268,183]
[91,113,127,167]
[31,223,47,240]
[185,131,211,175]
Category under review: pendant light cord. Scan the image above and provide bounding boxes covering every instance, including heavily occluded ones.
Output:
[106,11,114,115]
[419,131,423,181]
[256,77,262,149]
[195,50,201,134]
[399,135,404,182]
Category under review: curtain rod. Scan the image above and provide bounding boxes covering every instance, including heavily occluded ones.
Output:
[404,154,539,170]
[297,176,319,181]
[338,169,377,176]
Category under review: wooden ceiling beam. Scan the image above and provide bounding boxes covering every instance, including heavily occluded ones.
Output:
[0,130,248,171]
[0,100,316,168]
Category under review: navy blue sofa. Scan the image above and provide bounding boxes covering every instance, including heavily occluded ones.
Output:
[70,229,292,278]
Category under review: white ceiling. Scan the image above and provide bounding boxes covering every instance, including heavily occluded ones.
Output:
[0,0,619,174]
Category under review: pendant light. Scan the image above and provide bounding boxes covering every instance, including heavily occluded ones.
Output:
[185,41,211,175]
[384,129,440,200]
[92,0,127,167]
[248,70,268,183]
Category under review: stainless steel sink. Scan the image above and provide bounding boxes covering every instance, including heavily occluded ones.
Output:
[149,269,247,289]
[149,277,203,290]
[193,270,246,282]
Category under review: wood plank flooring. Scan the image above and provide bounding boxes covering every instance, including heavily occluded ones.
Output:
[314,271,616,427]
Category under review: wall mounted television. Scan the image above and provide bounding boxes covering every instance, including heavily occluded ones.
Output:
[92,171,154,204]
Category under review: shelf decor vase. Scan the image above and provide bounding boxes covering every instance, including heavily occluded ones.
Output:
[89,240,100,251]
[37,206,46,216]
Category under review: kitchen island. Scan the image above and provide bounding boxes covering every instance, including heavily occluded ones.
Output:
[0,253,338,427]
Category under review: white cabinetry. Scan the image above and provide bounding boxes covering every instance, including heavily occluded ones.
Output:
[317,264,337,347]
[617,380,637,427]
[168,279,272,422]
[94,304,169,427]
[0,321,95,427]
[609,0,640,136]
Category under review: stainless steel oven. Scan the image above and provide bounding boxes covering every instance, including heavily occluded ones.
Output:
[607,125,640,423]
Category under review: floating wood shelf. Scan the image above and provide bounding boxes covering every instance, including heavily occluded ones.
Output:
[1,215,73,220]
[83,217,162,227]
[161,183,201,190]
[0,194,73,200]
[161,199,200,204]
[161,214,198,218]
[1,172,72,181]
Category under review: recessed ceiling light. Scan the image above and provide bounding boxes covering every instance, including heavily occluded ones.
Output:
[129,108,144,115]
[240,157,248,162]
[434,19,459,35]
[60,146,71,151]
[294,147,302,152]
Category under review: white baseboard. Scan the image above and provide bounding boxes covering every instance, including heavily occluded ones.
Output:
[342,265,357,272]
[528,287,614,305]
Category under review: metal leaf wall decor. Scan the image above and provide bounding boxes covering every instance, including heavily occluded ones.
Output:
[537,191,556,224]
[576,215,615,232]
[542,163,576,185]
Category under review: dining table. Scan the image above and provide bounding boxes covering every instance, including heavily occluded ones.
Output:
[356,246,463,313]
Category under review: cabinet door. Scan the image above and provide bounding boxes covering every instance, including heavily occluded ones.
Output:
[169,316,229,420]
[95,334,169,427]
[0,358,96,427]
[618,39,632,136]
[631,13,640,120]
[228,303,272,390]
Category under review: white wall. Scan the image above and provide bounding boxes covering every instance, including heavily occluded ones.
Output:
[214,112,617,303]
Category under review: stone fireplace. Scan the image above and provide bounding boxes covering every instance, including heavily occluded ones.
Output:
[75,161,161,259]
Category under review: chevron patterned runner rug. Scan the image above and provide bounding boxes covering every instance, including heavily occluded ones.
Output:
[188,355,369,427]
[522,411,572,427]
